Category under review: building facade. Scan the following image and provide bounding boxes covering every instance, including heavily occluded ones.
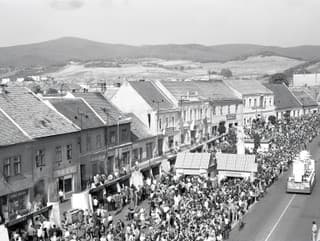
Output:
[224,79,275,126]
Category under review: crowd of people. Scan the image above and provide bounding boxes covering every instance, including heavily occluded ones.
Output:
[8,113,320,241]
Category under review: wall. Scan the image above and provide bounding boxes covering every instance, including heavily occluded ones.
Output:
[31,132,80,202]
[111,82,155,132]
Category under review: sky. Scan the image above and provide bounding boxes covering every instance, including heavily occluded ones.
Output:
[0,0,319,47]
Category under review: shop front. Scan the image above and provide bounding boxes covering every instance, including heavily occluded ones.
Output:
[0,190,29,223]
[5,205,52,236]
[54,165,77,200]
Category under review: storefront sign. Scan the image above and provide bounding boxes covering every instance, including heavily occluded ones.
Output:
[90,153,106,162]
[9,190,28,199]
[226,114,236,120]
[54,165,77,178]
[165,127,175,136]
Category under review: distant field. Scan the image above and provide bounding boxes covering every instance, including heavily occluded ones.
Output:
[46,55,304,84]
[202,55,304,77]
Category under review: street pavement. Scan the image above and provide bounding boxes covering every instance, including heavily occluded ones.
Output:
[228,136,320,241]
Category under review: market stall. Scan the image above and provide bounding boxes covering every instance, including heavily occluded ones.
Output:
[175,152,214,177]
[216,153,257,182]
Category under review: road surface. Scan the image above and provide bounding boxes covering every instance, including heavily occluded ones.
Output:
[228,136,320,241]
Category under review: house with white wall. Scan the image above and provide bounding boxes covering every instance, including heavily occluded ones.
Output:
[224,79,275,126]
[154,80,243,143]
[111,80,180,154]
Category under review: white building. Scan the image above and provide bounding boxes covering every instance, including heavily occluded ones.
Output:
[111,80,180,154]
[224,79,275,126]
[293,73,320,87]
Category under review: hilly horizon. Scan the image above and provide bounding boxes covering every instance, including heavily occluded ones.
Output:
[1,37,320,67]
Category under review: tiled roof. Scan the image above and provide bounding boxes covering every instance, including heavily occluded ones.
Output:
[216,153,257,173]
[291,89,318,107]
[130,81,174,110]
[127,113,154,141]
[160,80,242,103]
[0,86,79,139]
[73,92,125,125]
[224,79,273,95]
[264,84,301,110]
[0,110,31,146]
[49,98,105,129]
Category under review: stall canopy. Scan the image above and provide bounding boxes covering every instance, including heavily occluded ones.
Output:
[216,153,257,177]
[175,152,213,176]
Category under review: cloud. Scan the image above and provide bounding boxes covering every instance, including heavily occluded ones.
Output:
[50,0,85,10]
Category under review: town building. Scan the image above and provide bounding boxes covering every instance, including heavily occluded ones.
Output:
[127,113,160,177]
[73,92,133,177]
[154,80,243,144]
[224,79,275,126]
[263,83,302,119]
[293,73,320,87]
[45,97,108,191]
[0,86,79,224]
[290,89,318,115]
[111,80,180,154]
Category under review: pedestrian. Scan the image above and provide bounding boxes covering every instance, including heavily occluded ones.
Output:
[312,221,318,241]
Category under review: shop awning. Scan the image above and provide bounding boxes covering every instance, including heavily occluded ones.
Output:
[89,173,131,194]
[175,152,212,175]
[6,205,52,228]
[216,153,257,173]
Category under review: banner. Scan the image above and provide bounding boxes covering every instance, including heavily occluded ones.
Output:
[0,224,9,241]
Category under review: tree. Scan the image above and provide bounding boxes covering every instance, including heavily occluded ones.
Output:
[269,73,289,86]
[220,68,233,78]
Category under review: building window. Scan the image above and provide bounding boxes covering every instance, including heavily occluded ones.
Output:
[110,130,116,144]
[220,106,223,115]
[86,135,92,151]
[146,142,153,159]
[200,109,203,119]
[139,148,143,160]
[228,105,231,114]
[133,149,139,162]
[213,106,216,115]
[269,98,272,106]
[235,104,238,113]
[147,113,151,128]
[249,99,252,107]
[159,118,162,130]
[64,178,72,193]
[67,144,72,160]
[243,99,246,107]
[165,117,169,128]
[121,128,128,141]
[13,156,21,175]
[171,117,175,127]
[190,109,193,121]
[96,134,102,148]
[122,151,130,167]
[254,98,257,107]
[183,110,186,122]
[3,158,10,177]
[56,146,62,163]
[35,149,45,167]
